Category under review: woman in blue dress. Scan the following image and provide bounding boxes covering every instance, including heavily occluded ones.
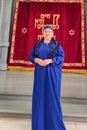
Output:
[29,25,66,130]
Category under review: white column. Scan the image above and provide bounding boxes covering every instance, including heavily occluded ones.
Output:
[0,0,12,70]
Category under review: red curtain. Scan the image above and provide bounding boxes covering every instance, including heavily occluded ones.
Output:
[8,0,87,73]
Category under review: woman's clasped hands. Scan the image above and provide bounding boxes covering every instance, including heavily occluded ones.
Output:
[34,58,53,66]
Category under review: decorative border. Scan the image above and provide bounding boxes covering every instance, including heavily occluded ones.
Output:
[7,66,87,74]
[9,0,85,67]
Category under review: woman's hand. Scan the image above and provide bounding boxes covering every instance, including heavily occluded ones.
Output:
[44,59,53,65]
[34,58,46,66]
[34,58,53,66]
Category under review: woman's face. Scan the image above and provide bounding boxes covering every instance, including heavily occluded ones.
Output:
[43,28,53,40]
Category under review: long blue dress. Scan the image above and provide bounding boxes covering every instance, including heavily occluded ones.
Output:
[29,38,66,130]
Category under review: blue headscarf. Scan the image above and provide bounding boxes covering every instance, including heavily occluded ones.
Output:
[43,25,53,31]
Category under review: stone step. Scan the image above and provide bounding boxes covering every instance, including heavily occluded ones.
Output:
[0,96,87,121]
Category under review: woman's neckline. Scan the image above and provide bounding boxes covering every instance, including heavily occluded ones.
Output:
[43,40,51,45]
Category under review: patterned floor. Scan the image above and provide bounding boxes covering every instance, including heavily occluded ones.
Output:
[0,118,87,130]
[0,71,87,129]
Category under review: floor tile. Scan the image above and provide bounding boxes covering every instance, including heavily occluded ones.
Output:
[76,122,87,130]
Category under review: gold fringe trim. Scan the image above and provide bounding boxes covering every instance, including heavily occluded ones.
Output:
[63,69,87,75]
[8,66,87,74]
[8,66,34,72]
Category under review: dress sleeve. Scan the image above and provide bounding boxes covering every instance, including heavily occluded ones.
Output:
[29,48,36,64]
[52,45,64,65]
